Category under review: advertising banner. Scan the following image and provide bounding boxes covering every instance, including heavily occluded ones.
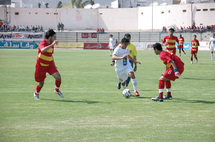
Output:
[82,33,97,38]
[199,42,210,51]
[55,42,84,48]
[84,43,109,50]
[0,41,39,49]
[0,32,44,42]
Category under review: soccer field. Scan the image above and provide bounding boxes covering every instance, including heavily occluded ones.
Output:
[0,49,214,142]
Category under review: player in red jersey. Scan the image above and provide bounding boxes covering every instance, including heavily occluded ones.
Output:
[191,35,200,64]
[151,43,184,102]
[33,29,64,100]
[162,28,179,55]
[178,34,186,56]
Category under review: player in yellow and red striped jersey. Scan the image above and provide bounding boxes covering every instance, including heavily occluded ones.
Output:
[178,34,186,56]
[162,28,179,55]
[191,35,200,64]
[33,29,64,100]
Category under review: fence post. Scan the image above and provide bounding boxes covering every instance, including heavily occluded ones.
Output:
[97,33,99,43]
[139,32,140,42]
[76,32,78,42]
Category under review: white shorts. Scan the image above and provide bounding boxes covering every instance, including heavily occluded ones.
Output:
[110,45,114,50]
[211,46,215,51]
[116,66,133,83]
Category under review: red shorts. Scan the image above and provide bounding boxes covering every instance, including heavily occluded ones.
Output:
[163,67,184,81]
[191,49,198,55]
[34,62,58,82]
[166,48,176,55]
[179,45,183,49]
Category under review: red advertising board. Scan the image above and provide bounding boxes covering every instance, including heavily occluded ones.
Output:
[84,43,109,50]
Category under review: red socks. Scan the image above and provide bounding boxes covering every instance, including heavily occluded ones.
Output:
[159,80,172,98]
[55,80,61,92]
[158,80,164,98]
[35,85,41,95]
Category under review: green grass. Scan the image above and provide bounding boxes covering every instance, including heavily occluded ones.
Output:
[0,49,215,142]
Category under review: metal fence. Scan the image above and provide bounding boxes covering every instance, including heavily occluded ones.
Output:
[56,31,213,43]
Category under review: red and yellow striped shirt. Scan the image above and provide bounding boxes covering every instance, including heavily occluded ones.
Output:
[163,35,179,50]
[37,40,54,67]
[179,37,184,46]
[191,40,199,51]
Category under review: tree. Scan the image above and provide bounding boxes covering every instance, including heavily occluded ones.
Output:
[57,1,63,8]
[71,0,95,8]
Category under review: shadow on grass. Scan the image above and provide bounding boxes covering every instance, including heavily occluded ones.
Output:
[174,98,215,104]
[182,78,215,81]
[41,99,101,104]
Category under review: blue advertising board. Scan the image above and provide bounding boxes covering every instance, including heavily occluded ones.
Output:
[0,41,39,49]
[176,42,191,50]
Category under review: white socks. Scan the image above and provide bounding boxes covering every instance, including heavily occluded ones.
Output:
[131,78,138,91]
[110,50,113,55]
[166,88,171,92]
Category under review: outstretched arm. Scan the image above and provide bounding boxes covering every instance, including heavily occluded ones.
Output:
[112,54,127,60]
[41,40,58,53]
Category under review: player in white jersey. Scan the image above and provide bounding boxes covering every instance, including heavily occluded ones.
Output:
[209,33,215,60]
[112,38,141,96]
[109,34,116,56]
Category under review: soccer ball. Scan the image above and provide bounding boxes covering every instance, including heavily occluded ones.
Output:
[122,89,132,98]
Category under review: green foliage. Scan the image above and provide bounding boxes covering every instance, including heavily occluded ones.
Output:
[0,49,214,142]
[71,0,95,8]
[57,1,63,8]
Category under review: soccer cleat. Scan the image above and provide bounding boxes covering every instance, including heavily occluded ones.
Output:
[117,82,121,89]
[34,93,40,100]
[134,91,140,97]
[54,90,64,98]
[196,59,198,63]
[152,96,163,102]
[163,95,172,100]
[191,61,193,64]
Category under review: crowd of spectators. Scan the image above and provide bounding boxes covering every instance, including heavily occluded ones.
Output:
[0,21,44,32]
[162,25,215,33]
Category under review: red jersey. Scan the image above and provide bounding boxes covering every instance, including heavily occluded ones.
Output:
[162,35,179,50]
[179,37,184,46]
[160,50,184,69]
[191,39,199,51]
[37,40,54,67]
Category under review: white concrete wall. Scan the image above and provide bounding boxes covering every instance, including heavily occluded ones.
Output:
[0,8,60,30]
[0,3,214,31]
[98,8,138,30]
[138,4,192,30]
[60,8,98,30]
[192,3,215,26]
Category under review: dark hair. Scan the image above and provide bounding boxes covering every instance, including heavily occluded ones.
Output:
[180,34,182,37]
[194,35,197,37]
[169,28,175,32]
[153,43,163,51]
[121,38,129,43]
[110,34,113,37]
[124,33,131,38]
[45,29,56,39]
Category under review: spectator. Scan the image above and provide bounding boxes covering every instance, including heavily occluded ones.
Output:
[57,22,61,31]
[60,22,64,31]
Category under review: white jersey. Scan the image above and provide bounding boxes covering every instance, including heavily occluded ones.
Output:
[209,37,215,48]
[113,46,131,72]
[109,37,116,49]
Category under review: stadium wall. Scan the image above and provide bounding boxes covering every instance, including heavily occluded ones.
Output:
[0,3,214,30]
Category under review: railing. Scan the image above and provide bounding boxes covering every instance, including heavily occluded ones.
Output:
[56,31,213,43]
